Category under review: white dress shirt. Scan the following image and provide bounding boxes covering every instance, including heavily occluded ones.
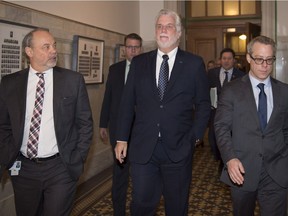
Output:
[21,66,59,158]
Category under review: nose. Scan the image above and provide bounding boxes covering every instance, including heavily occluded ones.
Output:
[51,47,57,54]
[161,26,168,33]
[262,60,268,67]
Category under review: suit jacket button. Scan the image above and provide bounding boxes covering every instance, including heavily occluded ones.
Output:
[157,123,160,127]
[259,153,263,158]
[160,105,163,108]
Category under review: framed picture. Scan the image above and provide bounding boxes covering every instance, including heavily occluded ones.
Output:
[0,20,36,81]
[72,35,104,84]
[114,44,126,63]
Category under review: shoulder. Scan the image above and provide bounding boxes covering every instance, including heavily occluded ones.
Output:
[2,68,28,78]
[53,66,83,80]
[134,50,157,61]
[54,66,77,74]
[109,60,126,70]
[233,68,246,76]
[177,49,204,62]
[0,68,28,84]
[207,67,220,77]
[271,77,288,89]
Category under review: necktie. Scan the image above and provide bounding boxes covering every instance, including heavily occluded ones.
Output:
[223,71,229,86]
[27,73,45,158]
[158,54,169,101]
[257,83,267,131]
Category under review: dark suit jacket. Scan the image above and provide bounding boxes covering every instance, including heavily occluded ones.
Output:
[215,74,288,191]
[99,60,126,146]
[116,49,211,164]
[0,66,93,181]
[207,67,245,97]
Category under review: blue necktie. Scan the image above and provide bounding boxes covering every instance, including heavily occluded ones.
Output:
[257,83,267,131]
[158,54,169,101]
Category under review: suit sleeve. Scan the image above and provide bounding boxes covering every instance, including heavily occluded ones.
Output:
[214,85,236,163]
[99,66,112,128]
[116,60,136,142]
[0,77,15,173]
[75,75,94,161]
[193,60,211,140]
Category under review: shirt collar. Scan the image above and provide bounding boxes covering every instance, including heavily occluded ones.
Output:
[220,67,233,74]
[249,72,271,88]
[29,65,53,75]
[157,47,178,59]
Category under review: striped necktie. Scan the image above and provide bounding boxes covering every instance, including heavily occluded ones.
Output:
[27,73,45,158]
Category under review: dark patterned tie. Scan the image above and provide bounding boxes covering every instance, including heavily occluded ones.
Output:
[158,54,169,101]
[257,83,267,131]
[27,73,45,158]
[223,71,229,86]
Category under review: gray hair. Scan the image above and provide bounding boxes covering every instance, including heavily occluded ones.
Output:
[22,28,49,49]
[155,9,182,34]
[247,35,276,56]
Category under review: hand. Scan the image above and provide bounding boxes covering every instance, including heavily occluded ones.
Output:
[99,128,108,143]
[195,139,203,147]
[226,158,245,185]
[115,141,128,164]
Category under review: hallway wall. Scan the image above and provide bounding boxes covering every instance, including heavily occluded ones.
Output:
[10,1,140,36]
[0,2,131,215]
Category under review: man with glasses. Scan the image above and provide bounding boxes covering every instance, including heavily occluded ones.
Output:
[215,35,288,215]
[115,9,210,215]
[99,33,142,216]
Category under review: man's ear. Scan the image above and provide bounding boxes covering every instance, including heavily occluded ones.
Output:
[246,53,251,64]
[25,47,32,57]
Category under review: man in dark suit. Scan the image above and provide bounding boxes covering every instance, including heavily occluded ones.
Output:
[115,9,211,216]
[207,48,245,165]
[215,36,288,215]
[99,33,142,216]
[0,28,93,215]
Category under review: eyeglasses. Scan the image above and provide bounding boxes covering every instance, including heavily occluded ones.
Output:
[156,24,175,31]
[249,54,276,65]
[125,46,141,50]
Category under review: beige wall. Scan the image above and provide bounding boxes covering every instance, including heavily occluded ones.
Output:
[11,1,141,35]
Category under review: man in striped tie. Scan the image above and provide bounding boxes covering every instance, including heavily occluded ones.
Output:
[0,28,93,216]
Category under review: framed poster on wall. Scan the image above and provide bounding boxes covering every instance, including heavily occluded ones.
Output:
[0,20,35,81]
[114,44,126,63]
[72,35,104,84]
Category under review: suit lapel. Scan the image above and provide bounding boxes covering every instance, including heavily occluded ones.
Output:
[119,60,126,86]
[216,69,222,90]
[267,78,281,128]
[242,75,261,128]
[52,68,63,127]
[147,50,159,102]
[14,70,29,136]
[165,49,184,97]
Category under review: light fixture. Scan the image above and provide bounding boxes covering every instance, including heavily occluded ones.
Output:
[239,34,247,40]
[227,28,236,32]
